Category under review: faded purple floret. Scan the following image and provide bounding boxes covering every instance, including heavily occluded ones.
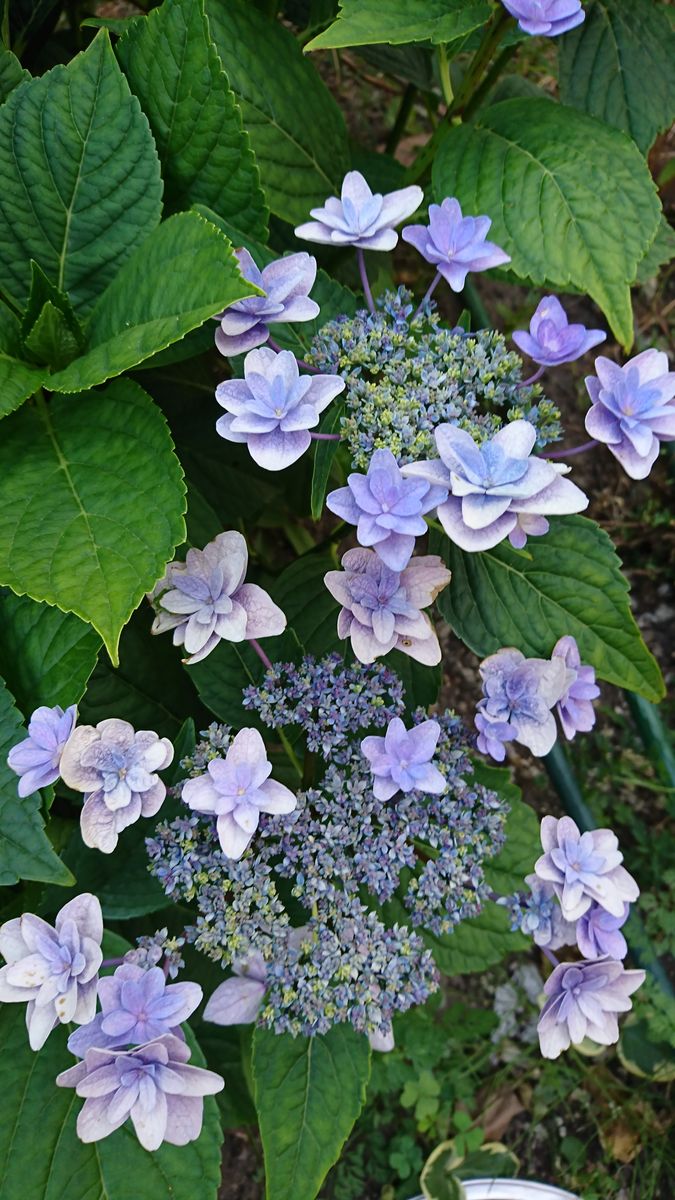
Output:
[56,1033,223,1150]
[584,349,675,480]
[511,873,576,950]
[214,249,319,357]
[67,963,203,1057]
[216,346,344,471]
[474,710,517,763]
[182,727,297,860]
[537,958,644,1059]
[577,902,629,961]
[477,647,573,757]
[0,894,102,1050]
[552,635,600,739]
[402,420,587,552]
[361,717,446,801]
[149,531,286,665]
[402,198,510,292]
[326,447,448,570]
[324,548,451,665]
[535,815,640,922]
[60,719,173,855]
[513,296,605,367]
[295,170,423,252]
[501,0,585,37]
[7,704,77,797]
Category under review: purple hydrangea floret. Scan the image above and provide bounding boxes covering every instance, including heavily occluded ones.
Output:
[402,420,587,552]
[517,874,576,950]
[577,902,629,961]
[402,198,510,292]
[67,963,203,1057]
[501,0,585,37]
[477,647,574,757]
[361,717,447,801]
[537,958,644,1059]
[7,704,77,797]
[0,894,102,1050]
[474,711,517,763]
[535,815,640,921]
[214,249,319,357]
[216,346,345,470]
[295,170,423,251]
[552,635,600,739]
[326,447,448,570]
[204,950,267,1026]
[513,296,606,367]
[584,349,675,480]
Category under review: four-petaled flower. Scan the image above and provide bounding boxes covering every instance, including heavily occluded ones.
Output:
[326,448,448,571]
[513,296,605,366]
[402,198,510,292]
[182,727,297,860]
[537,959,644,1060]
[576,902,629,962]
[500,0,585,38]
[56,1034,224,1150]
[551,635,600,739]
[7,703,77,797]
[535,815,639,921]
[60,719,174,854]
[67,963,203,1057]
[477,647,573,757]
[295,170,423,251]
[150,531,286,665]
[361,717,447,801]
[584,349,675,480]
[324,548,451,665]
[0,894,102,1050]
[214,249,319,357]
[216,347,345,470]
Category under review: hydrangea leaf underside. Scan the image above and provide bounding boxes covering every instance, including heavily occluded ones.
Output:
[0,380,186,665]
[432,99,661,348]
[306,0,492,50]
[116,0,268,238]
[0,593,101,713]
[0,30,162,317]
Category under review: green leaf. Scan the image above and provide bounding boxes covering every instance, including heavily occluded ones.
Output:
[19,262,84,351]
[0,674,74,887]
[47,212,256,393]
[0,353,46,419]
[0,46,28,102]
[634,214,675,284]
[0,30,162,316]
[311,401,344,519]
[431,515,664,702]
[558,0,675,154]
[0,592,101,711]
[0,1005,223,1200]
[306,0,491,50]
[274,550,341,659]
[58,828,170,919]
[473,768,540,895]
[205,0,350,224]
[190,631,301,727]
[117,0,268,238]
[432,98,661,347]
[0,379,186,665]
[253,1025,371,1200]
[426,901,528,976]
[24,303,82,370]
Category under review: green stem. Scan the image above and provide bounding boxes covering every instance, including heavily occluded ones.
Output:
[437,43,453,108]
[450,10,513,117]
[624,690,675,812]
[459,278,490,330]
[279,728,303,781]
[462,42,519,120]
[385,83,417,155]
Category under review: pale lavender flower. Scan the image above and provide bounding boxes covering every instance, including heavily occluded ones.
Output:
[501,0,585,37]
[517,874,576,950]
[216,346,344,470]
[402,420,587,552]
[214,249,319,357]
[204,951,267,1026]
[402,198,510,292]
[182,727,297,860]
[67,963,203,1057]
[0,894,102,1050]
[60,719,174,854]
[537,958,644,1059]
[7,704,77,797]
[478,647,573,756]
[295,170,423,251]
[474,710,517,763]
[324,548,451,665]
[56,1034,223,1150]
[535,815,639,921]
[368,1025,395,1052]
[513,296,605,366]
[361,717,446,801]
[551,635,600,739]
[326,448,448,570]
[149,531,286,665]
[577,902,629,961]
[584,349,675,480]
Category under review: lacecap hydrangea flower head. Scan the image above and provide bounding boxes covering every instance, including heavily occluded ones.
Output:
[476,646,574,757]
[402,197,511,292]
[584,348,675,480]
[535,815,639,922]
[295,170,423,251]
[513,296,605,367]
[537,959,644,1059]
[67,962,203,1057]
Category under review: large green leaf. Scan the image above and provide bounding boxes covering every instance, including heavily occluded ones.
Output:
[117,0,268,238]
[0,592,100,712]
[558,0,675,154]
[205,0,350,224]
[0,353,46,418]
[0,1005,223,1200]
[432,99,661,347]
[426,902,528,976]
[253,1025,371,1200]
[274,550,341,659]
[635,215,675,285]
[54,828,171,920]
[431,516,664,702]
[0,46,28,102]
[0,380,186,664]
[306,0,491,50]
[0,675,74,887]
[47,212,255,393]
[0,31,162,316]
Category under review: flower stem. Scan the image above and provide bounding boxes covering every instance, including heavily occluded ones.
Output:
[518,365,546,388]
[542,947,560,968]
[385,83,417,154]
[546,439,598,460]
[310,431,341,441]
[248,638,273,670]
[101,957,125,968]
[356,248,375,314]
[413,271,442,319]
[267,337,320,373]
[450,9,513,117]
[438,43,453,108]
[279,728,303,780]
